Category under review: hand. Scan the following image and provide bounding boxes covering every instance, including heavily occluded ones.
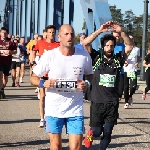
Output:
[124,61,128,67]
[99,21,114,32]
[44,79,57,88]
[134,63,138,67]
[147,64,150,67]
[112,22,122,33]
[77,80,88,92]
[2,50,11,56]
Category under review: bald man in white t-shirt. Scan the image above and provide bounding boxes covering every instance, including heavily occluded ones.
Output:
[30,24,93,150]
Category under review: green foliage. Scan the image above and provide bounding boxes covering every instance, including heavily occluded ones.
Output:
[109,5,123,26]
[82,19,86,30]
[109,5,150,49]
[74,36,80,44]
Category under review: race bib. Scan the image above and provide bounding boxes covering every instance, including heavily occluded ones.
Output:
[56,79,77,93]
[99,74,116,87]
[127,72,136,78]
[0,50,9,56]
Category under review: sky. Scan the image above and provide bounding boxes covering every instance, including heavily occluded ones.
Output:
[0,0,150,33]
[74,0,150,33]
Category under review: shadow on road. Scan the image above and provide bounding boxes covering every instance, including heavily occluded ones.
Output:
[6,87,36,90]
[5,94,37,100]
[0,119,39,124]
[109,141,150,148]
[0,139,69,149]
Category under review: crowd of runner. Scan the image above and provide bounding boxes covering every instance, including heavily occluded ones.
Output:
[0,21,150,150]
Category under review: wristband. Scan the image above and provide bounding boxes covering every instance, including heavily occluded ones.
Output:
[85,80,91,88]
[30,61,37,67]
[39,79,45,88]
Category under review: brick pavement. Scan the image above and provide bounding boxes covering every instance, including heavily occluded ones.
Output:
[0,68,150,150]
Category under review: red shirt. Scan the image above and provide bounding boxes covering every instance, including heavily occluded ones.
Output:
[0,39,16,64]
[34,40,60,56]
[34,40,60,77]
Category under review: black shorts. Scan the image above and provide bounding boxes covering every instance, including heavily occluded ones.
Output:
[0,63,11,76]
[41,77,48,80]
[90,101,119,127]
[11,61,21,69]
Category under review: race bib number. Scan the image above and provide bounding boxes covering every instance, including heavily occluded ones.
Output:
[0,50,9,56]
[127,72,136,78]
[56,79,77,93]
[99,74,116,87]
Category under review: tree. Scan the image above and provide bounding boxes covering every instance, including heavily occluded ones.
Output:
[109,5,123,26]
[82,19,86,30]
[74,35,80,44]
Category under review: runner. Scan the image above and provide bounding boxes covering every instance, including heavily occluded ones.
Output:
[11,39,21,87]
[142,46,150,100]
[123,35,140,108]
[30,24,93,150]
[82,21,133,149]
[0,27,17,99]
[18,37,27,83]
[32,25,59,127]
[26,33,38,77]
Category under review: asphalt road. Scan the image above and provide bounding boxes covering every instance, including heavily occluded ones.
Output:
[0,69,150,150]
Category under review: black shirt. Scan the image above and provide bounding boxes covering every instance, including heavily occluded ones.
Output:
[89,50,125,103]
[144,53,150,66]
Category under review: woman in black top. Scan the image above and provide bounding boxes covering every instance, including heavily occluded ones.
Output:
[142,47,150,100]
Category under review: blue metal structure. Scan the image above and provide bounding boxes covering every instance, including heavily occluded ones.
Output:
[3,0,111,47]
[80,0,112,49]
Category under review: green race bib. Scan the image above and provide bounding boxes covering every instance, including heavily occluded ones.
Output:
[127,72,136,78]
[99,74,116,87]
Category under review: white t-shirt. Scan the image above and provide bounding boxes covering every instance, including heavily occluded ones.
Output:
[33,47,93,118]
[12,47,21,62]
[124,46,140,72]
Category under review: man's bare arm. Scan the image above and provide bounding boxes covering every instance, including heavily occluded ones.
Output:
[31,51,36,63]
[82,29,102,47]
[30,73,40,87]
[121,32,133,57]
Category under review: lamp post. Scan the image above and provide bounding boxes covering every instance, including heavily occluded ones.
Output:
[32,0,35,37]
[61,0,64,25]
[0,15,4,28]
[140,0,149,81]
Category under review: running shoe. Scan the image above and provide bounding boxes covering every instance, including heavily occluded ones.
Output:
[83,127,93,148]
[12,82,15,87]
[142,93,146,100]
[35,88,38,93]
[20,77,23,83]
[37,93,40,99]
[0,91,5,99]
[38,120,45,128]
[128,97,133,105]
[16,82,20,87]
[124,103,129,109]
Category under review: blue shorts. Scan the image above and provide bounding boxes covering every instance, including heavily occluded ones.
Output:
[45,116,84,134]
